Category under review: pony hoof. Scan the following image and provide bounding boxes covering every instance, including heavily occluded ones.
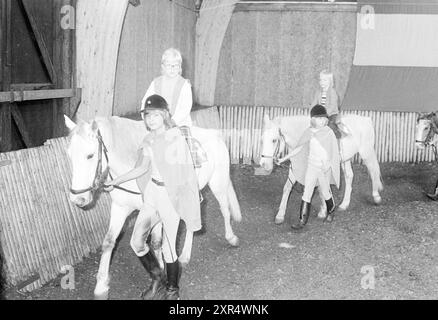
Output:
[274,216,284,225]
[178,256,190,266]
[94,290,109,300]
[227,235,239,247]
[317,212,327,219]
[373,195,382,205]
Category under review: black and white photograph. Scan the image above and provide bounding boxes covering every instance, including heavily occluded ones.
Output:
[1,0,438,307]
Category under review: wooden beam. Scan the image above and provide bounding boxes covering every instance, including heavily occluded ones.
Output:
[0,0,13,152]
[234,1,357,12]
[0,104,12,152]
[10,83,54,90]
[20,0,57,83]
[0,89,79,103]
[10,104,32,148]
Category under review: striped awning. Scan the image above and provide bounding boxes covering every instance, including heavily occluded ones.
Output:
[342,0,438,112]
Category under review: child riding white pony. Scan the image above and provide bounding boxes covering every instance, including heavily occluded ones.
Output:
[260,113,383,224]
[65,115,241,299]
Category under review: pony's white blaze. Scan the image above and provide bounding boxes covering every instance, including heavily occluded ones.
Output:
[67,125,104,207]
[261,115,383,223]
[64,115,241,299]
[259,127,277,171]
[415,119,429,150]
[260,114,284,171]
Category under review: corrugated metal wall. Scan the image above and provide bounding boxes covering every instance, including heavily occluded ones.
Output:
[0,137,111,291]
[219,106,431,164]
[214,8,356,108]
[113,0,197,116]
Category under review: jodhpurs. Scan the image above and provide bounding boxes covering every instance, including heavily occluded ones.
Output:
[302,163,332,203]
[130,180,181,263]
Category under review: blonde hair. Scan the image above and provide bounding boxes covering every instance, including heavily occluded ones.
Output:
[319,70,334,87]
[160,48,183,76]
[162,48,182,64]
[144,109,176,131]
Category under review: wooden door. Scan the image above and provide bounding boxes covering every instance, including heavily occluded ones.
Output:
[0,0,79,152]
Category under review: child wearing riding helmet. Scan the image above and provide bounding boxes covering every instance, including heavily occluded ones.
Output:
[311,70,342,139]
[141,47,206,169]
[141,48,193,127]
[105,94,201,300]
[277,105,340,230]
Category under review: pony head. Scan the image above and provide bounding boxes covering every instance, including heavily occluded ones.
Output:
[415,112,438,150]
[65,115,106,208]
[260,114,285,172]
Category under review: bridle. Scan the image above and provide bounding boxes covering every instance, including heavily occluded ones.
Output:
[415,114,438,160]
[261,128,286,162]
[70,130,141,196]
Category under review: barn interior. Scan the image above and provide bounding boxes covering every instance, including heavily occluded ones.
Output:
[1,0,438,298]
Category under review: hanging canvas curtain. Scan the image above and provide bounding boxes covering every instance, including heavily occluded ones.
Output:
[342,0,438,112]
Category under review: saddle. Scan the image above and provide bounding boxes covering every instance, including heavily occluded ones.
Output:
[179,126,208,169]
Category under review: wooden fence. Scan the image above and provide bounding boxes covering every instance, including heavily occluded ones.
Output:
[0,137,111,292]
[218,105,433,164]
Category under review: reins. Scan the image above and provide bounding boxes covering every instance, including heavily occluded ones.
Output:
[70,129,141,196]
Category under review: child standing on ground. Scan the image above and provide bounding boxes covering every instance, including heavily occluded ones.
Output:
[105,94,201,300]
[277,105,340,230]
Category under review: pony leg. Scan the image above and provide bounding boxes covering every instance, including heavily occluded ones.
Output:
[150,223,164,270]
[178,231,193,266]
[339,160,353,211]
[362,153,383,205]
[209,180,239,247]
[317,187,328,219]
[275,168,296,224]
[94,203,131,300]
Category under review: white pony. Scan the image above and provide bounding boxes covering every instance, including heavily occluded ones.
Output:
[415,112,438,200]
[64,115,241,299]
[260,114,383,223]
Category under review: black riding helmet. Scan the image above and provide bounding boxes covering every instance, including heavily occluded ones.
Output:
[310,104,328,118]
[141,94,169,114]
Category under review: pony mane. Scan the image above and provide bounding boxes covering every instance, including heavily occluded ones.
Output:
[69,116,146,167]
[418,112,437,122]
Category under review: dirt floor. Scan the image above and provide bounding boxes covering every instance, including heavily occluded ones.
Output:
[5,162,438,300]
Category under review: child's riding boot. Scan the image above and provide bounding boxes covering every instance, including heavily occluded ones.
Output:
[324,197,336,223]
[139,251,166,300]
[165,261,180,300]
[291,200,311,230]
